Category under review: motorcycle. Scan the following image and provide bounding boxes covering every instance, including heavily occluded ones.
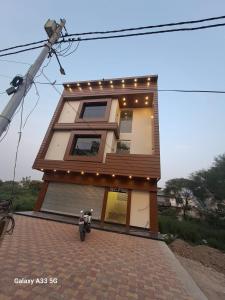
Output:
[78,209,93,241]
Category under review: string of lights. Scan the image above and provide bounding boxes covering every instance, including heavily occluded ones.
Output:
[35,81,225,94]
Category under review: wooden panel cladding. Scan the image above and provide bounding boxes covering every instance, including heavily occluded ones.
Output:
[34,152,160,178]
[75,98,112,122]
[53,122,119,139]
[33,181,49,211]
[43,172,158,192]
[33,76,160,180]
[64,130,107,163]
[150,191,159,233]
[34,95,65,161]
[63,83,157,102]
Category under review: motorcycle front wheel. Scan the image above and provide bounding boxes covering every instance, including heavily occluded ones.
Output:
[79,229,85,241]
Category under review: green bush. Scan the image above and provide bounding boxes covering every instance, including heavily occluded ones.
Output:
[159,215,225,251]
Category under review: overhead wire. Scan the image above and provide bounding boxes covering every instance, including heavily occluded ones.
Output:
[1,21,225,57]
[1,14,225,54]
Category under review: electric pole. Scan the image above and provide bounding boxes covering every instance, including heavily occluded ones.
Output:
[0,19,66,138]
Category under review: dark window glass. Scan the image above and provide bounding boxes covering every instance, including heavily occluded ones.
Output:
[72,136,101,156]
[116,141,130,154]
[119,110,133,133]
[81,103,107,119]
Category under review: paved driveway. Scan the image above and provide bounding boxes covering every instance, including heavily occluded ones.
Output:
[0,215,205,300]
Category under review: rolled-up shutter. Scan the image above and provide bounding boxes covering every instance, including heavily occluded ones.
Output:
[41,182,104,220]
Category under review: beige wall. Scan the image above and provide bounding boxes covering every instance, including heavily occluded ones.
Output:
[58,101,80,123]
[130,190,150,228]
[109,99,120,123]
[119,108,153,155]
[45,131,70,160]
[103,131,116,161]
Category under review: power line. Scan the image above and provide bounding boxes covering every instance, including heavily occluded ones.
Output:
[0,39,47,54]
[0,59,31,65]
[34,82,225,94]
[63,14,225,37]
[1,21,225,58]
[63,22,225,43]
[1,14,225,55]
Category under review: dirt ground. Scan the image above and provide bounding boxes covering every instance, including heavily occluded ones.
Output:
[170,239,225,300]
[170,239,225,274]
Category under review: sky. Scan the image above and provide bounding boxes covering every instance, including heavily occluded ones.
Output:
[0,0,225,187]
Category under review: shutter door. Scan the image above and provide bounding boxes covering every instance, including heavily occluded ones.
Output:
[41,182,105,220]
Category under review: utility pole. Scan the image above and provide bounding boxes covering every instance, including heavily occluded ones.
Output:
[0,19,66,138]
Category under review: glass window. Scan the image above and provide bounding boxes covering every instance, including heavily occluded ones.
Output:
[71,136,101,156]
[119,110,133,133]
[116,141,130,154]
[105,189,128,224]
[80,103,107,119]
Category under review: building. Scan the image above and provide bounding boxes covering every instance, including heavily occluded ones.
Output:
[33,75,160,234]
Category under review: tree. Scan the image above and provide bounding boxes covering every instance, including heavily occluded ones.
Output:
[164,178,195,218]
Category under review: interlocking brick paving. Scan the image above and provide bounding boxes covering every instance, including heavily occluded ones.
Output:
[0,215,201,299]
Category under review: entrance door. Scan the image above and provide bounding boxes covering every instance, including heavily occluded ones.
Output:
[104,188,128,224]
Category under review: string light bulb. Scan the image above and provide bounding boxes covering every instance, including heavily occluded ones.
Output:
[135,99,138,103]
[129,175,132,179]
[145,101,149,105]
[81,171,84,175]
[112,174,115,177]
[67,170,70,174]
[147,177,150,180]
[96,172,99,176]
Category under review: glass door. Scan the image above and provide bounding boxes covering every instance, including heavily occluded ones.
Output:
[104,188,128,224]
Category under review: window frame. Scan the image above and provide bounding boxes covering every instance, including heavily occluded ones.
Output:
[116,140,131,154]
[119,109,133,133]
[75,99,112,122]
[64,130,107,162]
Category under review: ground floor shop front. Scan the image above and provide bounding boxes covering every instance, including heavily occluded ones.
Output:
[34,179,158,233]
